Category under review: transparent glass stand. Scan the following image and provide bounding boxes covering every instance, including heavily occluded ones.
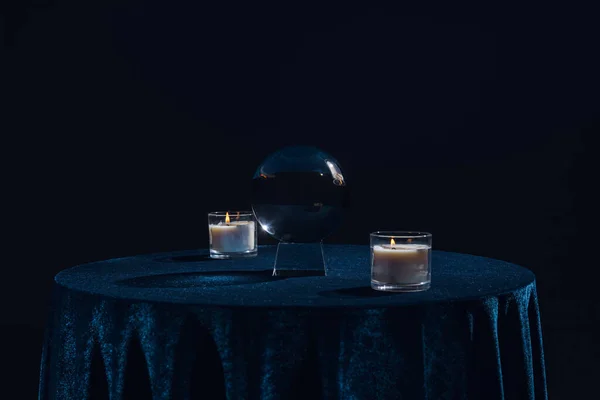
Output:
[272,242,327,277]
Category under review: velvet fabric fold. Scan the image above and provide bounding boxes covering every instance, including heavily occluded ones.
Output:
[39,245,546,399]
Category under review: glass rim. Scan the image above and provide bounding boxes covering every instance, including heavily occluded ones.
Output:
[370,231,431,238]
[208,211,254,217]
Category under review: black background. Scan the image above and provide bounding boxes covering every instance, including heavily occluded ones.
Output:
[1,1,598,398]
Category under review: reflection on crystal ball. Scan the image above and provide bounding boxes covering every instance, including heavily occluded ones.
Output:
[251,146,349,243]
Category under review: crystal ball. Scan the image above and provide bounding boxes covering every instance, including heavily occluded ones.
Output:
[251,146,349,243]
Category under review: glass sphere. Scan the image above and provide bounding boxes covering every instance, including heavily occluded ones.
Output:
[251,146,349,243]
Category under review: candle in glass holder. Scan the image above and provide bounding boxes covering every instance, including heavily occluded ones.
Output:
[208,212,257,258]
[370,232,432,292]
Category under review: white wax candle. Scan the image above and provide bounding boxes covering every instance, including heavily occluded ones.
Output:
[209,221,255,253]
[372,244,430,284]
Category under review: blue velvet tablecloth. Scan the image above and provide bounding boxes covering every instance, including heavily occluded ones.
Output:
[39,245,547,400]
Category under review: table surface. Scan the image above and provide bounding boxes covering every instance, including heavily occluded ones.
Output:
[55,245,535,308]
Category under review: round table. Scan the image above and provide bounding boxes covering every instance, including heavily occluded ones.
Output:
[39,245,547,400]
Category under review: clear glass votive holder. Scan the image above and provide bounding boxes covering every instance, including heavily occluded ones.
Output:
[208,211,257,259]
[370,231,432,292]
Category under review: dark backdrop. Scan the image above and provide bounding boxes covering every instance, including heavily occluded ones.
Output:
[1,1,598,398]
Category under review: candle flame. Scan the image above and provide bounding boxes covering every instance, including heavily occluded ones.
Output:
[390,238,396,246]
[225,212,230,224]
[236,211,240,220]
